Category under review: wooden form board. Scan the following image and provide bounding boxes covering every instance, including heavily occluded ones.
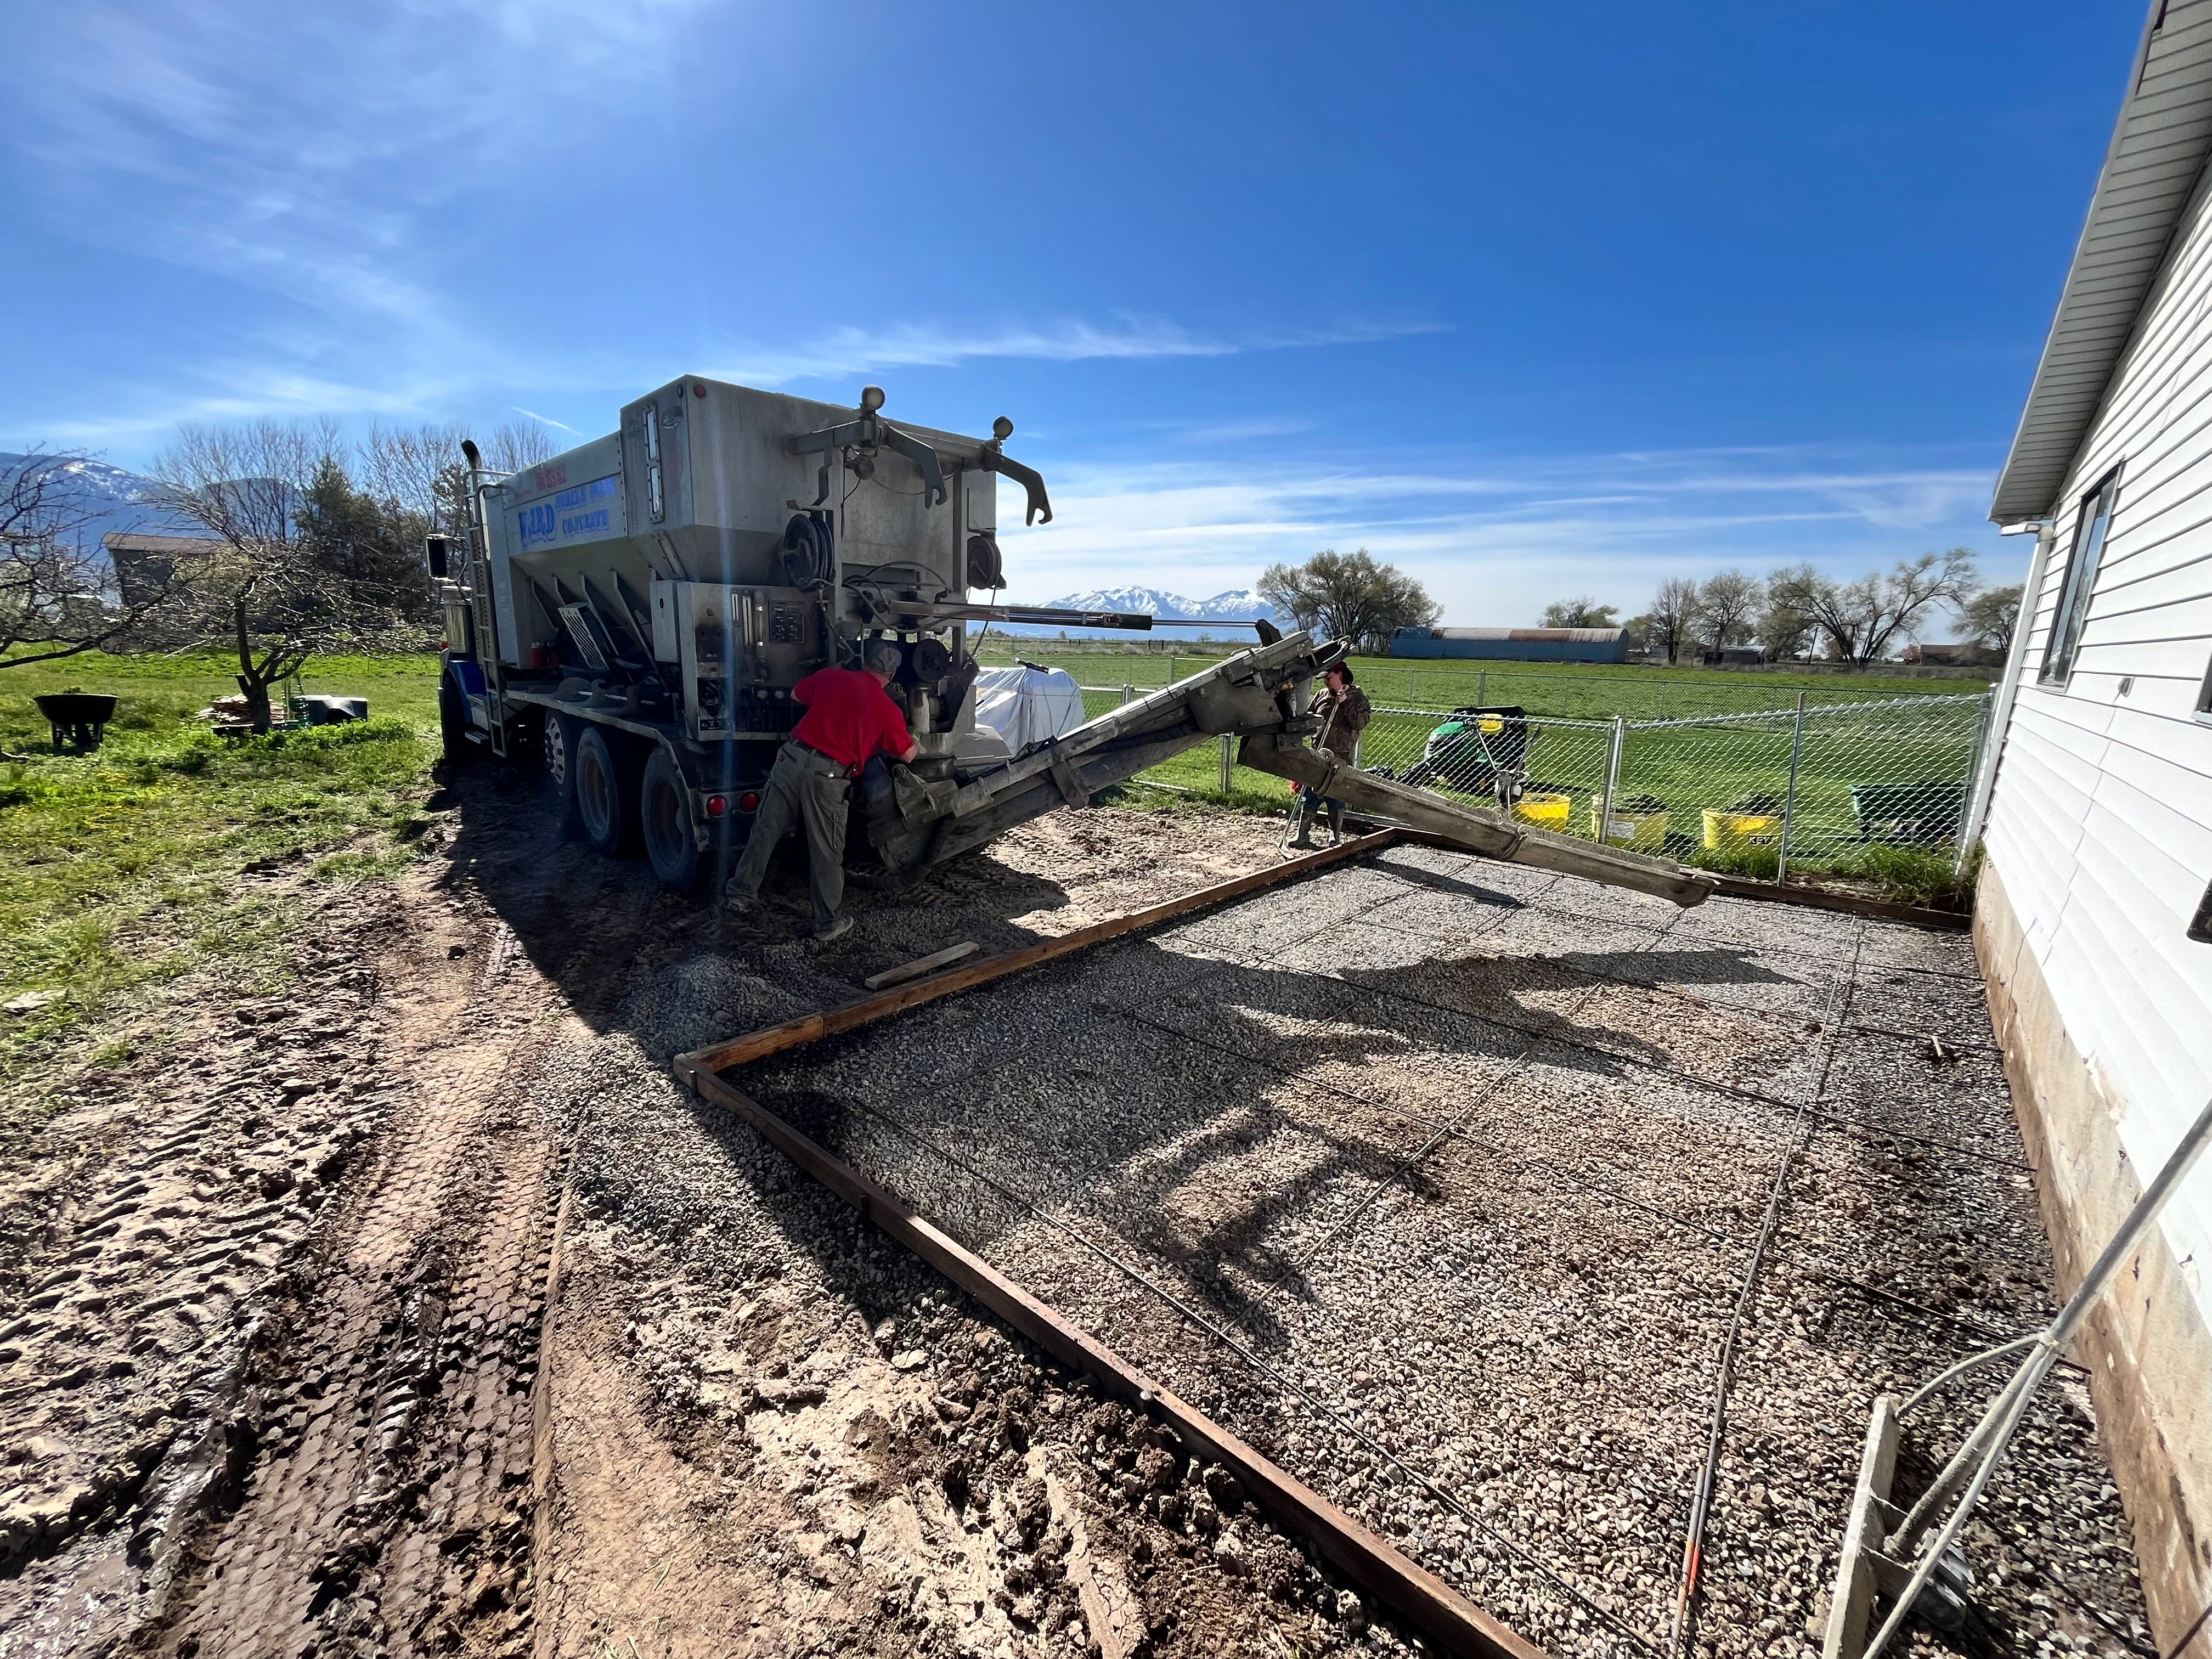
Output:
[674,828,1397,1076]
[672,1060,1547,1659]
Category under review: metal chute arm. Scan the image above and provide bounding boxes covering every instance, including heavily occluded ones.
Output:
[783,415,949,506]
[980,449,1053,524]
[877,422,947,506]
[1238,733,1718,907]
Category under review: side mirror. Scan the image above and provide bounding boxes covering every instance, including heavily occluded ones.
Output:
[425,534,454,580]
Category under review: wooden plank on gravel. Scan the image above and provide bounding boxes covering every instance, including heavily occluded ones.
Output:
[1391,828,1972,931]
[676,829,1405,1075]
[862,940,980,991]
[672,1062,1548,1659]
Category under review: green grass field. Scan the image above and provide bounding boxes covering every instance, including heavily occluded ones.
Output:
[0,650,443,1058]
[0,642,1974,1060]
[975,639,1990,720]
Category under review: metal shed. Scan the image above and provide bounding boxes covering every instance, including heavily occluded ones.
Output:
[1387,626,1628,664]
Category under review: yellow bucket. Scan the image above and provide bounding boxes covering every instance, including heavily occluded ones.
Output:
[1513,792,1573,830]
[1593,804,1670,850]
[1702,808,1782,850]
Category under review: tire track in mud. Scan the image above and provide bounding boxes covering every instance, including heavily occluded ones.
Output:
[0,854,570,1659]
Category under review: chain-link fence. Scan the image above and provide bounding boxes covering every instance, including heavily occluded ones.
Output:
[981,640,1993,719]
[1073,682,1993,881]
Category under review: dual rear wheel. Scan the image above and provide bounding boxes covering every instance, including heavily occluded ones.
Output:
[545,716,704,893]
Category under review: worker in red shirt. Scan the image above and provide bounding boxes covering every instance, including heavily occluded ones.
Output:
[726,640,918,941]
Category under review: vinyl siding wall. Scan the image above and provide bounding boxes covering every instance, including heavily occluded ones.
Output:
[1984,157,2212,1328]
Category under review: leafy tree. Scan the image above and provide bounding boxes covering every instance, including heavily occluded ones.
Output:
[1256,549,1440,654]
[1638,577,1702,664]
[1540,597,1618,629]
[1694,570,1762,652]
[1765,548,1978,669]
[1756,592,1818,662]
[1961,584,2023,657]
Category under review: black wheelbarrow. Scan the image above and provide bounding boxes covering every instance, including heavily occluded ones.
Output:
[33,693,120,752]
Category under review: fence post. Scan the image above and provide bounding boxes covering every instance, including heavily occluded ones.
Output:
[1169,653,1178,685]
[1777,691,1808,887]
[1409,668,1418,705]
[1220,733,1234,794]
[1121,683,1133,707]
[1599,715,1625,844]
[1954,691,1997,878]
[1477,669,1487,708]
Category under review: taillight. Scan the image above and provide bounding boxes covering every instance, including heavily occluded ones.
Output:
[705,794,728,817]
[738,792,761,813]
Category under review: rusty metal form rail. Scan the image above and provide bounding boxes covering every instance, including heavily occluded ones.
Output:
[676,1062,1543,1659]
[673,832,1547,1659]
[670,829,1984,1655]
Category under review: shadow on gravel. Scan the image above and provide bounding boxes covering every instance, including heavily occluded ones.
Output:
[733,927,1718,1355]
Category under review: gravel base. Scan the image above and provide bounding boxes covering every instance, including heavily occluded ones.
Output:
[746,842,2154,1659]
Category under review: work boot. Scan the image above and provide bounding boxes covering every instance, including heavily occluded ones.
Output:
[813,913,855,944]
[724,881,759,917]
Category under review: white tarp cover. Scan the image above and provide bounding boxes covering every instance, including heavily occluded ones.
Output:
[969,665,1087,753]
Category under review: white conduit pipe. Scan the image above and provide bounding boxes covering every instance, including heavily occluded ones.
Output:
[1866,1094,2212,1658]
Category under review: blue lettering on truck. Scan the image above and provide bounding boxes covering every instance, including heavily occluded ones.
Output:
[516,502,557,549]
[516,476,619,551]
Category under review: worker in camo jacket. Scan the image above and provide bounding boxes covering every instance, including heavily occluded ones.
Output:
[1289,659,1372,848]
[726,639,918,943]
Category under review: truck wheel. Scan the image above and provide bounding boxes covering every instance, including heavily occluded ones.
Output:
[639,747,703,893]
[545,714,583,837]
[438,674,473,768]
[572,724,639,855]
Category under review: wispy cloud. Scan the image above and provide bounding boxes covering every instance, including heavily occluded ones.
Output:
[990,442,2012,620]
[706,318,1440,387]
[512,407,578,434]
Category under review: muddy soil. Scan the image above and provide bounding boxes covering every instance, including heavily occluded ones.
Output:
[0,771,1409,1659]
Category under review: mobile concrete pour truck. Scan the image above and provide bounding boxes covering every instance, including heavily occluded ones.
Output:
[431,376,1714,908]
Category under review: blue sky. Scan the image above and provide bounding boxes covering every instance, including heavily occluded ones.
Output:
[0,1,2144,620]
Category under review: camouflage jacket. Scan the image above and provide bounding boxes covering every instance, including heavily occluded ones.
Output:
[1308,684,1373,761]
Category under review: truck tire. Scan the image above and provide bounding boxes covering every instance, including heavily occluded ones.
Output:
[545,713,583,838]
[572,724,639,856]
[639,747,703,893]
[438,674,473,768]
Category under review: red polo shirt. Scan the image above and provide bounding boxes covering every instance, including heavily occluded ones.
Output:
[790,667,913,771]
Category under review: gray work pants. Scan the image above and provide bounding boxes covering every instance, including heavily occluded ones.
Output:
[726,742,851,930]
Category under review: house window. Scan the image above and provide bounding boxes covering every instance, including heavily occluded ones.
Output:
[2039,469,2120,686]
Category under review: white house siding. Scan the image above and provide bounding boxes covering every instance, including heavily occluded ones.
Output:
[1977,123,2212,1640]
[1986,148,2212,1309]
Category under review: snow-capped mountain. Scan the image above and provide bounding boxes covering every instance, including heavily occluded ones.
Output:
[1037,586,1280,624]
[0,455,204,563]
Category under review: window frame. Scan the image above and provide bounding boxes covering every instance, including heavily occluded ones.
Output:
[2038,467,2121,689]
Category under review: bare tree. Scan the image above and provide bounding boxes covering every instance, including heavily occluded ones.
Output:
[1634,577,1701,664]
[1540,597,1619,628]
[150,421,408,732]
[1694,569,1762,653]
[481,420,560,473]
[1767,548,1978,669]
[1256,549,1441,654]
[1,450,190,668]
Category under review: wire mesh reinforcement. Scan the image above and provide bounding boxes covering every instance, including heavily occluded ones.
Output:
[1070,685,1994,880]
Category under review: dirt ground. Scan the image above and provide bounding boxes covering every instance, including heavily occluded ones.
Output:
[0,772,1413,1659]
[0,760,2154,1659]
